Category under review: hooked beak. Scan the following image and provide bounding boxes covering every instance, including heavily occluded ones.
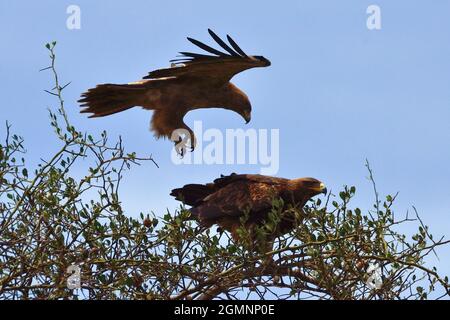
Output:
[243,111,251,124]
[319,182,327,195]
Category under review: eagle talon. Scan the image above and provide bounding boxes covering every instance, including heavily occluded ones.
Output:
[174,140,186,157]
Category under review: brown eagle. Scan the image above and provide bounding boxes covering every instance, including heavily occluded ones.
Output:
[171,174,327,246]
[78,29,270,153]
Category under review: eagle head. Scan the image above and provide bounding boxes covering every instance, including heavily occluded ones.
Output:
[290,177,327,197]
[225,84,252,124]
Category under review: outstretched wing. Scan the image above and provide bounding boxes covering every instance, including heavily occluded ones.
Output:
[144,29,270,83]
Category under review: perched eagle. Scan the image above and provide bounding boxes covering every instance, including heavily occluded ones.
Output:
[78,29,270,153]
[171,174,327,246]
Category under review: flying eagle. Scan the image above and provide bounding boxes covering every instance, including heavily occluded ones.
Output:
[78,29,270,153]
[171,174,327,247]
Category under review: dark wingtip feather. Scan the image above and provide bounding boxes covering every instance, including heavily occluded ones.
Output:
[207,29,240,57]
[179,51,217,59]
[226,35,247,57]
[187,37,227,57]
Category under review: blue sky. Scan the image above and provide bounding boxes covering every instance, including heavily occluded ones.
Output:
[1,1,449,278]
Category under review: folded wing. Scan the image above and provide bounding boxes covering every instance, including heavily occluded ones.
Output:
[171,173,287,222]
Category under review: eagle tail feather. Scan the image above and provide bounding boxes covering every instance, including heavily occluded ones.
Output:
[170,184,214,206]
[78,83,146,117]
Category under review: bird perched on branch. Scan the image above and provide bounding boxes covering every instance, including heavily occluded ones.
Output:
[78,29,271,154]
[171,174,327,249]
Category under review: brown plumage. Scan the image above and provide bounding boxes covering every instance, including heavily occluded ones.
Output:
[78,29,270,153]
[171,173,327,247]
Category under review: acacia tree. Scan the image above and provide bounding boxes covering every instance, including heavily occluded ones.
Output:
[0,44,449,300]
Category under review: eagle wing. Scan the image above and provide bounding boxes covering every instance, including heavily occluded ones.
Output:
[171,174,289,222]
[192,181,279,220]
[144,29,270,84]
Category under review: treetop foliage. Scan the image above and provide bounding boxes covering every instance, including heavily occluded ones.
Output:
[0,43,448,300]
